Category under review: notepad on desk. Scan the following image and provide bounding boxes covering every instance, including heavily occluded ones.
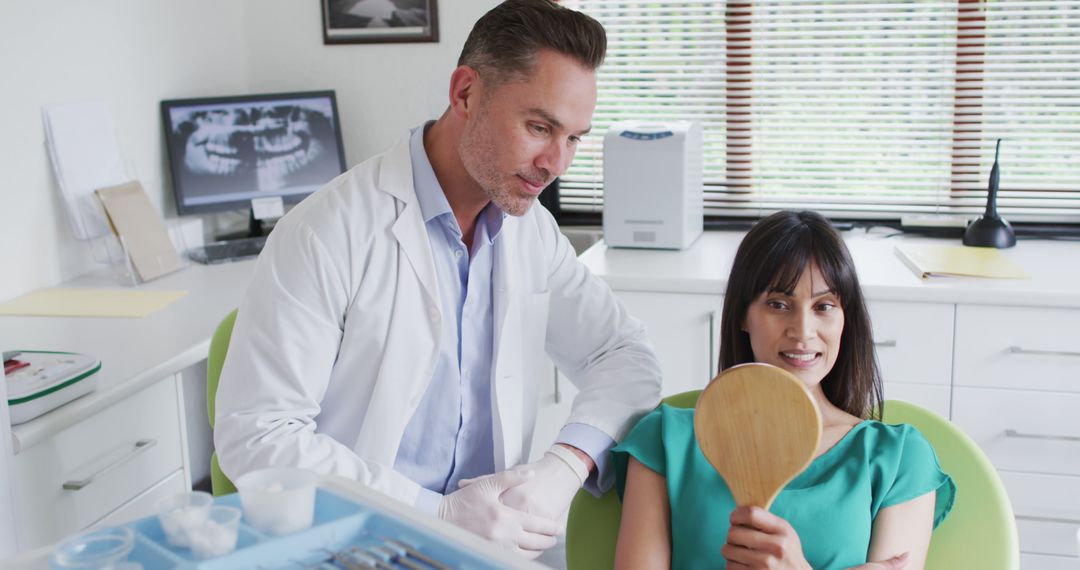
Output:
[895,244,1029,279]
[0,288,188,318]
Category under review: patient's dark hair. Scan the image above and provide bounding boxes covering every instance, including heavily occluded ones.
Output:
[718,211,884,419]
[458,0,606,85]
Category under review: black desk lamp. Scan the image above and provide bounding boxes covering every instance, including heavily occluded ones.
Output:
[963,139,1016,248]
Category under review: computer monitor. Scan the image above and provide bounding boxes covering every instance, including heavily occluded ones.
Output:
[161,90,347,221]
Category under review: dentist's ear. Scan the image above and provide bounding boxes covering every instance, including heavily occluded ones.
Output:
[448,65,481,119]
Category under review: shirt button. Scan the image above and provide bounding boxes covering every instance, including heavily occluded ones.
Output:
[428,308,438,321]
[463,370,471,379]
[455,249,465,259]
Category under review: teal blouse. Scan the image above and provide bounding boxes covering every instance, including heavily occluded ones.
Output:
[613,405,956,570]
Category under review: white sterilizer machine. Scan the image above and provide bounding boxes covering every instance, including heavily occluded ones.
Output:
[602,120,703,249]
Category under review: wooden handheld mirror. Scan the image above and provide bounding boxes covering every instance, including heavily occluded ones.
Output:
[693,363,823,509]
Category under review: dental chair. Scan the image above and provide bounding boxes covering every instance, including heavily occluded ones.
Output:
[565,393,1019,570]
[206,309,239,495]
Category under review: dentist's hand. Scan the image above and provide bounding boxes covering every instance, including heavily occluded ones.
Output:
[437,469,563,559]
[462,445,591,522]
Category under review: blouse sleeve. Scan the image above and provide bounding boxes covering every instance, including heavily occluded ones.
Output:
[611,406,669,501]
[880,425,957,529]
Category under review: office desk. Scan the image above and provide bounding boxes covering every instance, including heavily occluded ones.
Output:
[0,260,256,550]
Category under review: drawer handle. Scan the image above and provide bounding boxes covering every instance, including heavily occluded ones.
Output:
[1004,429,1080,443]
[62,439,157,491]
[1008,346,1080,358]
[1015,514,1080,524]
[874,340,897,348]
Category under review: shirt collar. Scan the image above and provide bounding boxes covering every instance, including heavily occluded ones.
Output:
[409,121,452,224]
[408,122,506,243]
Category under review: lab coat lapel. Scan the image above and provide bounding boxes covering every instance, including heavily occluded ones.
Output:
[352,136,441,460]
[379,136,440,308]
[491,216,525,471]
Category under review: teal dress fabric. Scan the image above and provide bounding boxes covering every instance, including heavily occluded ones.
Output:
[612,405,956,570]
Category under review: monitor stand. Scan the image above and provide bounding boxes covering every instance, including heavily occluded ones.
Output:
[216,208,272,241]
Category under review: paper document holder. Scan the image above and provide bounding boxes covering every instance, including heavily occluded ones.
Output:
[93,180,190,286]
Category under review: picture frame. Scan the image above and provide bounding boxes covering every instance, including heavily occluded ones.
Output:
[321,0,439,44]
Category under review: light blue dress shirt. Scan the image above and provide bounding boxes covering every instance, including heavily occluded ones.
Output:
[395,123,615,514]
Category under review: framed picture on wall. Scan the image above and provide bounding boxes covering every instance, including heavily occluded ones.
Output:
[321,0,439,44]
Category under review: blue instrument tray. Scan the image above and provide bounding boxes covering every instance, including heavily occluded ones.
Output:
[94,488,506,569]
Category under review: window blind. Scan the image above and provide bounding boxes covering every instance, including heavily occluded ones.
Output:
[560,0,1080,223]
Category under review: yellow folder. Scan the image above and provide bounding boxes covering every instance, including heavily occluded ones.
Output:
[894,244,1029,279]
[0,288,188,318]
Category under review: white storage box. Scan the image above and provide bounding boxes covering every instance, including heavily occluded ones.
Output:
[6,351,100,425]
[603,120,703,249]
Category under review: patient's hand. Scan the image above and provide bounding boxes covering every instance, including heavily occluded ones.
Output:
[850,552,909,570]
[721,506,812,570]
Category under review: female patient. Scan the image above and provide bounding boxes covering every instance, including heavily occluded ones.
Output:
[613,211,955,570]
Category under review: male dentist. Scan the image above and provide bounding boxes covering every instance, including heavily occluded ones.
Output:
[214,0,662,558]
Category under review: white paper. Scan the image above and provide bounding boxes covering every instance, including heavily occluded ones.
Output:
[251,196,285,220]
[43,101,129,240]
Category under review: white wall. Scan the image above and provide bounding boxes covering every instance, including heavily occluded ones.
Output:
[0,1,251,302]
[244,0,499,165]
[0,0,500,303]
[0,0,503,487]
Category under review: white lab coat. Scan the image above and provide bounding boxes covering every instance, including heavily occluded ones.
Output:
[214,135,662,506]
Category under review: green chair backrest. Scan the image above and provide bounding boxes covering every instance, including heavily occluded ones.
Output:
[565,396,1019,570]
[879,400,1019,570]
[566,390,700,570]
[207,309,239,496]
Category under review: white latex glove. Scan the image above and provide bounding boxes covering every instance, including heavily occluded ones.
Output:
[461,445,590,522]
[437,469,563,559]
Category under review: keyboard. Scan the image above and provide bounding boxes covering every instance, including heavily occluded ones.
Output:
[189,236,268,264]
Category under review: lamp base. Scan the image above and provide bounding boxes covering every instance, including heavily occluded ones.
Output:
[963,216,1016,248]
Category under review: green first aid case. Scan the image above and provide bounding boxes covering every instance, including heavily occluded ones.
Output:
[6,351,101,425]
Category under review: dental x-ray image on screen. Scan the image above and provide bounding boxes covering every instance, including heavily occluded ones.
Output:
[162,91,347,215]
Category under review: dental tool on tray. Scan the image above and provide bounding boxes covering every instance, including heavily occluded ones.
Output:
[303,536,452,570]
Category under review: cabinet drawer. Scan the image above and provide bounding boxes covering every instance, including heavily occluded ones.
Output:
[616,291,722,396]
[91,469,187,529]
[13,377,184,549]
[1017,517,1080,557]
[955,305,1080,392]
[882,382,950,419]
[1020,553,1079,570]
[1000,471,1080,522]
[870,301,953,386]
[953,387,1080,477]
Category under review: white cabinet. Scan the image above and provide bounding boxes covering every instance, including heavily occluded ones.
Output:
[0,261,253,555]
[1020,553,1080,570]
[953,304,1080,560]
[11,375,189,550]
[615,291,722,396]
[869,301,954,417]
[91,471,188,529]
[954,305,1080,393]
[953,388,1080,477]
[882,383,950,419]
[530,291,720,461]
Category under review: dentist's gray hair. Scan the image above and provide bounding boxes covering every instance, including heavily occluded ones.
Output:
[458,0,606,86]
